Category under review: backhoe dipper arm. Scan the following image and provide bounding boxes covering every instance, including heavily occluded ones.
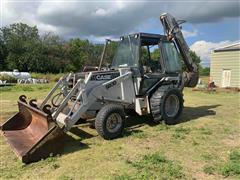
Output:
[160,13,199,87]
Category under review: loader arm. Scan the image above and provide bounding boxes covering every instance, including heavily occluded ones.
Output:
[160,13,199,87]
[57,71,133,131]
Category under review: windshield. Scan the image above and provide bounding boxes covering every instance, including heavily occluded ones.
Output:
[111,36,139,68]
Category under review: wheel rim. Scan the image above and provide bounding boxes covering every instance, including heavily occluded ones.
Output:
[165,94,180,117]
[106,113,122,133]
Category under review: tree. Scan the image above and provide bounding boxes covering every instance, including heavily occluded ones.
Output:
[67,38,90,72]
[90,44,104,66]
[151,48,160,60]
[199,66,210,76]
[104,41,118,65]
[1,23,41,72]
[0,34,7,70]
[41,32,70,73]
[180,50,201,71]
[0,22,203,74]
[140,47,149,65]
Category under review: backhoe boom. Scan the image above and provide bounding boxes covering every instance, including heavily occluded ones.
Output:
[160,13,199,87]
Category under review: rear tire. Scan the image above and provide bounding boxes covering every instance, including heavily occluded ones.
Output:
[150,87,183,125]
[150,87,165,123]
[95,104,125,140]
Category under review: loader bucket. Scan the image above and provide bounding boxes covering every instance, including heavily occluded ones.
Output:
[0,100,64,163]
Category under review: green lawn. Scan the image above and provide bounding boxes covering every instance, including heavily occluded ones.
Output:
[0,84,239,179]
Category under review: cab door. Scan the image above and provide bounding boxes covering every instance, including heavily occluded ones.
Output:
[160,41,182,74]
[137,45,163,95]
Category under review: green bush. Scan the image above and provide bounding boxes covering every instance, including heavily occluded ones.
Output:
[199,67,210,76]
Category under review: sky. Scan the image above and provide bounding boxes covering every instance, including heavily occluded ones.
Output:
[1,0,240,67]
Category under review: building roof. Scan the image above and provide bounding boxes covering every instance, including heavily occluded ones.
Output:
[214,42,240,52]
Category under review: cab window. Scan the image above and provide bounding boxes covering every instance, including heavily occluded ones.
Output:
[162,42,181,73]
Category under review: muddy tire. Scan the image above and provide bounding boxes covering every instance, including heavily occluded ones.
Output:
[95,104,125,140]
[150,87,183,125]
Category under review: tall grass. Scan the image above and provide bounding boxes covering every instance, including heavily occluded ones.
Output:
[0,75,18,83]
[31,73,64,82]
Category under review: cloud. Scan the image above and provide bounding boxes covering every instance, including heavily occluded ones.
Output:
[182,29,198,38]
[190,40,236,67]
[2,0,240,39]
[95,8,108,16]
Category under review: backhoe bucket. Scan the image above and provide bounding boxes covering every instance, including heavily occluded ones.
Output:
[1,100,64,163]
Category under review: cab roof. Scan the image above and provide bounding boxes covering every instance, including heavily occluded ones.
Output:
[121,32,168,46]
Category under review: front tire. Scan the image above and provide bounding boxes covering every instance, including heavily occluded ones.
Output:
[95,104,125,140]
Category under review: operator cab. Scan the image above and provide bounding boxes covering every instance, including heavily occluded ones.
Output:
[111,33,182,96]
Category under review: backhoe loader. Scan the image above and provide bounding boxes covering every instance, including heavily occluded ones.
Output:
[1,13,199,163]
